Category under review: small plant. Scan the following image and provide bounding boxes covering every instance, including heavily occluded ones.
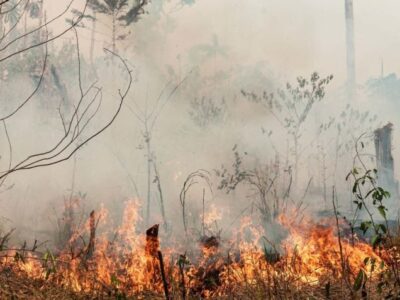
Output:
[345,137,390,249]
[215,145,282,223]
[345,135,400,296]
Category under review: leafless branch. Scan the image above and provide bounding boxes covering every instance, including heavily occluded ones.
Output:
[0,0,11,6]
[0,21,49,121]
[0,1,132,184]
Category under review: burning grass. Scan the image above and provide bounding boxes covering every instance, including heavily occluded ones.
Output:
[0,200,398,299]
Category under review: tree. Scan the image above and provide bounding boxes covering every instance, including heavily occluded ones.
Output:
[125,77,188,229]
[120,0,148,25]
[87,0,148,54]
[88,0,128,53]
[242,72,333,188]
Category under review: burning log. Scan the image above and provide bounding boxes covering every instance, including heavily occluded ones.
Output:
[145,224,160,258]
[145,224,170,299]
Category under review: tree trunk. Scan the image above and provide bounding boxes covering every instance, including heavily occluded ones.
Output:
[153,160,168,231]
[293,134,299,189]
[321,145,327,207]
[345,0,355,98]
[374,123,398,197]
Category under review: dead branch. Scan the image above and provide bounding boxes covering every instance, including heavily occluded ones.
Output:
[0,0,130,187]
[0,36,132,183]
[179,169,212,234]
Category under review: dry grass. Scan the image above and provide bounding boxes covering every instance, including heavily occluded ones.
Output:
[0,270,393,300]
[0,269,89,300]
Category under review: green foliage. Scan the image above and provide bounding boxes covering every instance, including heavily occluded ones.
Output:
[89,0,129,14]
[353,269,367,291]
[241,72,333,183]
[88,0,148,25]
[120,0,148,25]
[43,250,57,279]
[68,0,148,52]
[215,145,249,193]
[335,105,378,155]
[215,145,282,222]
[242,72,333,134]
[343,136,400,297]
[189,96,226,128]
[346,162,390,249]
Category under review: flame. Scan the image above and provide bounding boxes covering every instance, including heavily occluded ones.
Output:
[0,200,387,297]
[203,203,222,227]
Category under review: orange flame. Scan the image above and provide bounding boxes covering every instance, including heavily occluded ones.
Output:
[0,200,386,297]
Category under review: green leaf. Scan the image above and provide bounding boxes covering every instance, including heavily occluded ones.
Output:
[360,221,371,234]
[380,261,385,270]
[378,206,386,219]
[371,234,382,248]
[378,223,387,234]
[353,269,366,291]
[352,182,358,193]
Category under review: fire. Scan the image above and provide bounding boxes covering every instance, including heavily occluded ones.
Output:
[202,203,222,227]
[0,200,386,298]
[280,214,382,283]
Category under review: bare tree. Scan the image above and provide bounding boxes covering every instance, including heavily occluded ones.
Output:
[126,77,188,228]
[0,0,132,186]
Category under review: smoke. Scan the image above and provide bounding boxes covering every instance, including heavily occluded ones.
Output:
[0,0,399,244]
